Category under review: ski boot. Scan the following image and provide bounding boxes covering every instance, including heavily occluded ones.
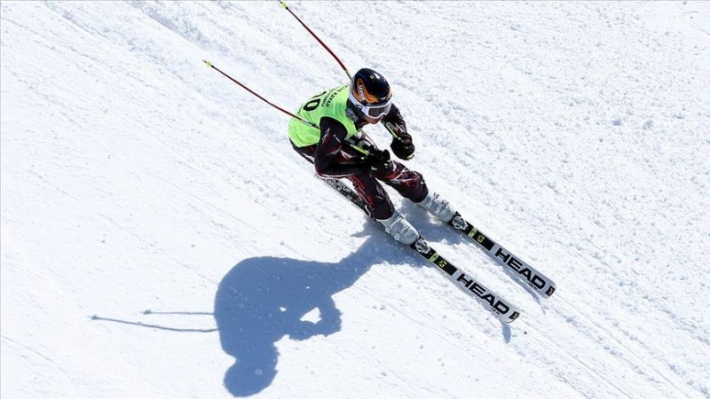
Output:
[416,192,457,223]
[376,210,420,245]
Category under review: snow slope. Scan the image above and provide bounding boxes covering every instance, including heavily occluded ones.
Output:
[2,1,709,398]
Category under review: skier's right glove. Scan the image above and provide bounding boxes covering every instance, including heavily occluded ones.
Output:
[360,149,392,173]
[390,134,415,160]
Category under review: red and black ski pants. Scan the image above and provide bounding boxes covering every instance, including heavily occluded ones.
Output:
[293,143,429,220]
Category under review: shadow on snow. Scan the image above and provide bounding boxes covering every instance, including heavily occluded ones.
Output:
[213,210,522,396]
[213,230,415,397]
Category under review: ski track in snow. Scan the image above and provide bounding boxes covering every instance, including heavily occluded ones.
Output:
[2,1,709,398]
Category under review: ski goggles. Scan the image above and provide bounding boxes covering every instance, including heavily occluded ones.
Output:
[349,91,392,119]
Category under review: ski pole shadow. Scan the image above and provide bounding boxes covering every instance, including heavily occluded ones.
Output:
[214,231,408,397]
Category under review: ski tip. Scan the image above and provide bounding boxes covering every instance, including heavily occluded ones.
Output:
[278,1,288,9]
[499,309,521,324]
[203,60,213,68]
[543,284,557,298]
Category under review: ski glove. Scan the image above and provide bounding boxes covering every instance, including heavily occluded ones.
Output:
[360,149,392,173]
[390,134,415,160]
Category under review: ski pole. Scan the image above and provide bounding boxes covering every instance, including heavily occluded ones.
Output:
[202,60,315,128]
[202,60,373,156]
[277,1,351,80]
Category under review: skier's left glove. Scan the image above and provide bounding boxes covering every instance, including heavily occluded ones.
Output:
[360,149,392,172]
[390,134,415,160]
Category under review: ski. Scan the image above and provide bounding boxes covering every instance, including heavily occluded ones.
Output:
[408,236,521,323]
[320,177,521,323]
[448,213,557,298]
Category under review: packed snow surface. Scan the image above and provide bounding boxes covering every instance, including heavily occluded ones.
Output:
[2,1,709,398]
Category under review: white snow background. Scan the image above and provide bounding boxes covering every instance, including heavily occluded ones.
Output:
[1,1,709,398]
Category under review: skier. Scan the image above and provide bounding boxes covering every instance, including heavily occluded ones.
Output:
[288,68,457,245]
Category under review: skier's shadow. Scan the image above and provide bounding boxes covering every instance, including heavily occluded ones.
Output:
[214,229,415,397]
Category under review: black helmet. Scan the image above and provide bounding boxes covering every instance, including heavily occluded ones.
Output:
[348,68,393,120]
